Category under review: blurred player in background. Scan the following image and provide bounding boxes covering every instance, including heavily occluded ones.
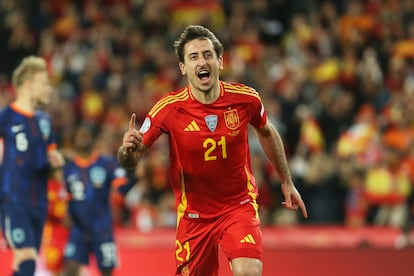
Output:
[118,25,307,276]
[63,123,135,276]
[0,56,65,276]
[41,175,70,276]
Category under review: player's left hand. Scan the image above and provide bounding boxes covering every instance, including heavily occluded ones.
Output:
[281,180,308,218]
[48,149,65,168]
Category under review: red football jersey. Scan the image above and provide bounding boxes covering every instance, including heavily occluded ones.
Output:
[141,81,267,220]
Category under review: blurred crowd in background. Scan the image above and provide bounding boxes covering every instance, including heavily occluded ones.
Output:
[1,0,414,233]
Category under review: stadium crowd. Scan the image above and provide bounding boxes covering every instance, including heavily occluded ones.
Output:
[1,0,414,235]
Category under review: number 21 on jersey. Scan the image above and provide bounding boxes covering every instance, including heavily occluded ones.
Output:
[203,136,227,161]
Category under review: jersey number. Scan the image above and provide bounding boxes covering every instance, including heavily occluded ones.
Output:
[16,133,28,152]
[69,181,85,201]
[203,136,227,161]
[100,242,117,267]
[175,240,190,262]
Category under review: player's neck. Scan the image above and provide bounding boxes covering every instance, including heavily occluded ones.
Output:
[189,83,220,104]
[13,94,35,113]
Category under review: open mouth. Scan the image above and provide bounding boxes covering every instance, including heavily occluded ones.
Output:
[197,70,210,81]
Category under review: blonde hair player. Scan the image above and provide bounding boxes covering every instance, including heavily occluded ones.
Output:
[0,56,65,276]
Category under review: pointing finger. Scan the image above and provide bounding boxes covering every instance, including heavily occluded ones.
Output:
[299,202,308,218]
[129,113,136,131]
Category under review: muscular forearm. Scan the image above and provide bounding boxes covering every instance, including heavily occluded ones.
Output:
[256,123,292,182]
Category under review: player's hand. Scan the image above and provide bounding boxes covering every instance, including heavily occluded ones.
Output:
[122,113,143,154]
[281,180,308,218]
[48,149,65,169]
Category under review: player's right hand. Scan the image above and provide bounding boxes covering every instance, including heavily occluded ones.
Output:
[122,113,143,153]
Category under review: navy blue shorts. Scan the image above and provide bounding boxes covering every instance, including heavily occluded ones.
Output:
[64,227,118,271]
[0,204,46,251]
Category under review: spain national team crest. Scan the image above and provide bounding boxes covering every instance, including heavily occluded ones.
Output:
[205,115,218,132]
[224,109,240,130]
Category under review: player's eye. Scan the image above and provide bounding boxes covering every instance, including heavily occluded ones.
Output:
[203,52,213,59]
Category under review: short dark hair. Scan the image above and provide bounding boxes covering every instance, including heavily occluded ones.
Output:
[173,25,223,63]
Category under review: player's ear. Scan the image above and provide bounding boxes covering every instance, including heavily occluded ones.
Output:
[179,62,186,75]
[218,56,224,70]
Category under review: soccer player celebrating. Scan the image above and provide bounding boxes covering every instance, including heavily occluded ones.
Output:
[118,25,308,276]
[0,56,65,276]
[62,123,131,276]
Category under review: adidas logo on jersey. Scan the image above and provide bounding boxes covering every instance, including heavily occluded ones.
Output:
[240,234,256,244]
[184,120,200,131]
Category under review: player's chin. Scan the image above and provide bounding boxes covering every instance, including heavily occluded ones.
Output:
[198,76,213,87]
[37,98,51,108]
[198,83,214,93]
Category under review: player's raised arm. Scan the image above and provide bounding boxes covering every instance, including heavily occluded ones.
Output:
[117,113,145,169]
